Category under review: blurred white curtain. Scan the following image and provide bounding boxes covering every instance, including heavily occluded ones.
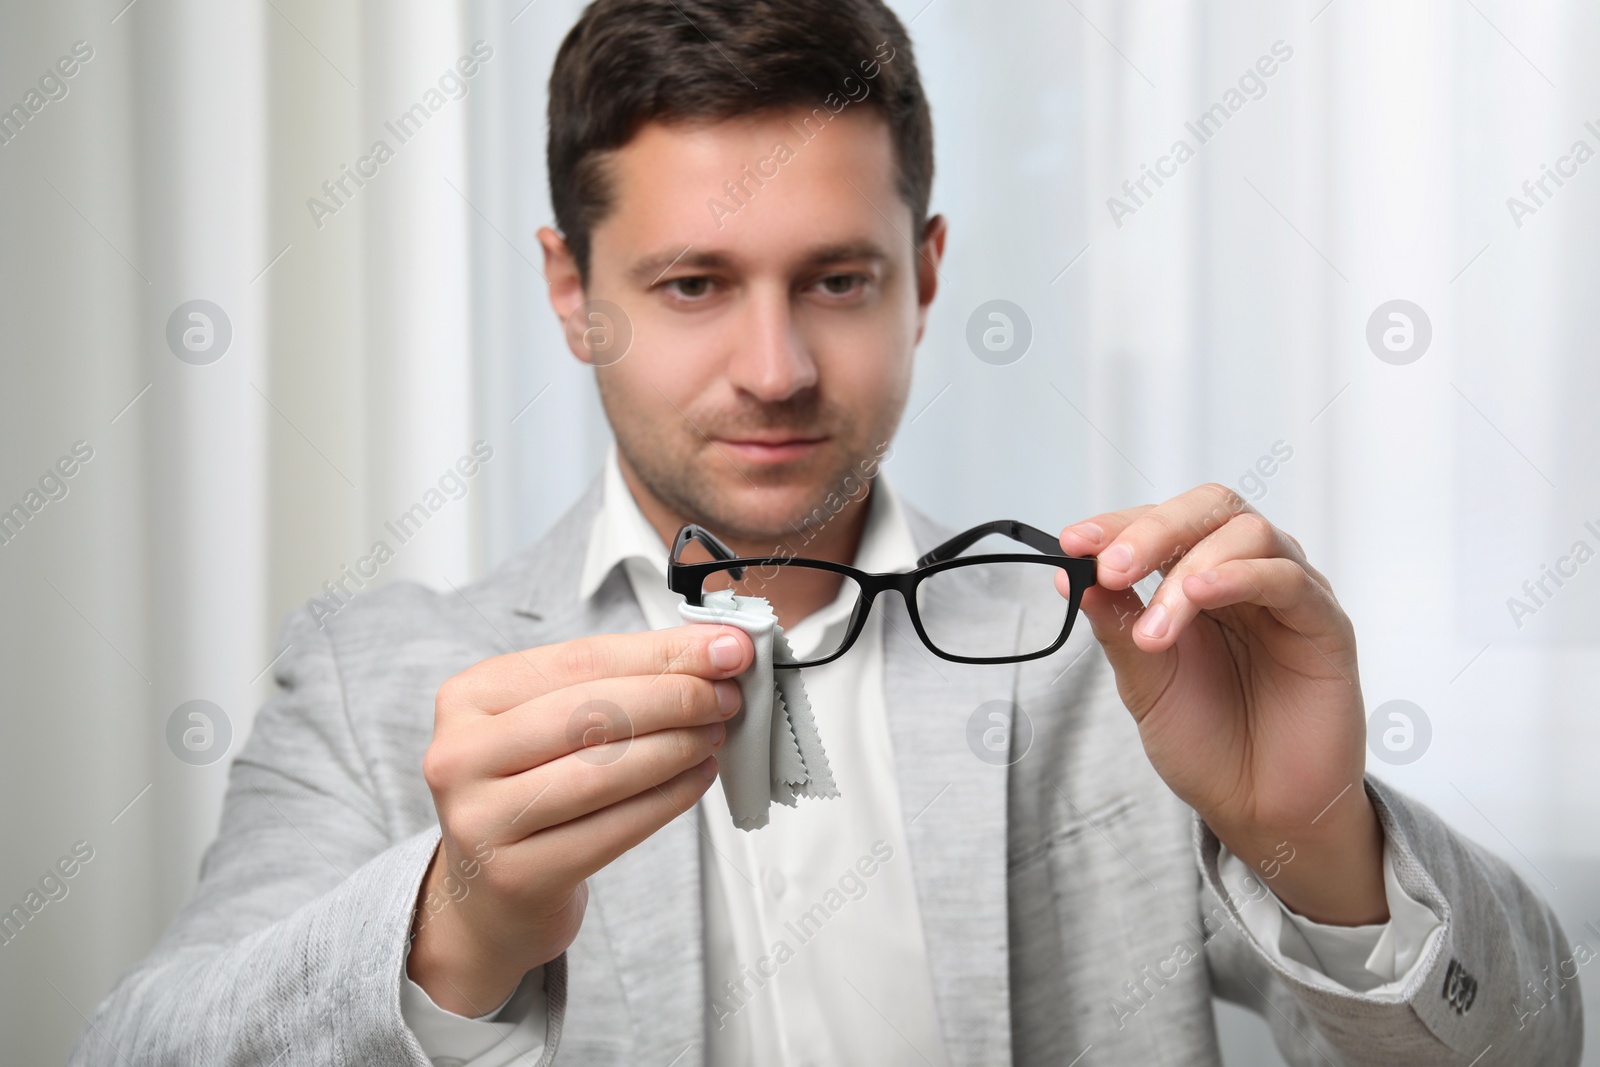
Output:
[0,0,479,1062]
[3,0,1597,1064]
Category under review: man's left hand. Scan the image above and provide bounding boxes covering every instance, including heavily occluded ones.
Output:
[1058,483,1388,926]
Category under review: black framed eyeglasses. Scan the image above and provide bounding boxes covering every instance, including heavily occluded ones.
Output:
[667,520,1098,668]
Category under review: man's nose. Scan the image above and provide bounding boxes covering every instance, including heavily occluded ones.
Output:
[724,287,818,402]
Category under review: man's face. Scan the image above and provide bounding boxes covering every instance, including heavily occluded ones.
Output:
[542,107,943,545]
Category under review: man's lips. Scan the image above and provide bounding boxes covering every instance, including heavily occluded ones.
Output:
[714,436,827,463]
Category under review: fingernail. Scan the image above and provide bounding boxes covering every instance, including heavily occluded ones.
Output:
[1066,522,1104,545]
[1138,602,1170,640]
[714,679,741,717]
[707,721,726,746]
[1100,543,1133,572]
[709,635,743,672]
[1196,569,1221,584]
[701,755,719,778]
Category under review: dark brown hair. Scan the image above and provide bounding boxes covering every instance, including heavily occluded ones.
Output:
[547,0,933,281]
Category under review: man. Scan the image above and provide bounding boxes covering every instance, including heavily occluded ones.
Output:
[73,0,1582,1064]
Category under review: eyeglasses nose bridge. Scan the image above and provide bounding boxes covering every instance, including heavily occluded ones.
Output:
[845,580,897,637]
[808,579,910,666]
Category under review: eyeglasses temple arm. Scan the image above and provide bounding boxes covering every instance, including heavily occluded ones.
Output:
[916,519,1070,567]
[670,523,746,580]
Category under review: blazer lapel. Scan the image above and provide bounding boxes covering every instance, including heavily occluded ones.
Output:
[509,480,707,1063]
[884,504,1024,1067]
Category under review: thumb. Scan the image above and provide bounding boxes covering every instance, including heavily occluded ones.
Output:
[1076,584,1171,720]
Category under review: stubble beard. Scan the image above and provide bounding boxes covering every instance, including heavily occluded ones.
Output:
[601,384,881,546]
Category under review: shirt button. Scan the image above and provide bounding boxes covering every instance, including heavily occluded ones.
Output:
[764,868,787,898]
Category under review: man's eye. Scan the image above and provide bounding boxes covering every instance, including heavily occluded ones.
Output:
[667,276,714,299]
[817,273,865,295]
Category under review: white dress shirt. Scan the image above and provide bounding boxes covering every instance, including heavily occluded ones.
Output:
[400,444,1442,1064]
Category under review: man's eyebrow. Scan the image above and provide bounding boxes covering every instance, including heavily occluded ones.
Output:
[804,241,891,268]
[630,248,728,285]
[628,240,891,286]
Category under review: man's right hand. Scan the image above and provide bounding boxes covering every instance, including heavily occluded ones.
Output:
[407,625,752,1016]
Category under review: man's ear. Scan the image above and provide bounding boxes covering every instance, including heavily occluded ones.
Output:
[537,226,592,363]
[913,213,947,346]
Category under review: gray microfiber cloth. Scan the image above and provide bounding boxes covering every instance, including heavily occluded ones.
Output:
[678,589,838,830]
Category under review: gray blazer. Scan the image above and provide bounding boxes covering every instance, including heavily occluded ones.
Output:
[71,476,1583,1065]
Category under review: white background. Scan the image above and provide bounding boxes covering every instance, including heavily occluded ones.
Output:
[1,0,1595,1063]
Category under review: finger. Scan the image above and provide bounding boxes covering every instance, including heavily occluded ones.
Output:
[515,756,722,879]
[439,625,755,719]
[1057,504,1153,556]
[490,722,728,838]
[1073,484,1263,591]
[462,672,742,777]
[1072,582,1174,720]
[1126,511,1301,650]
[1179,557,1354,669]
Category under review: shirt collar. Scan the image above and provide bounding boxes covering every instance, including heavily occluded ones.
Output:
[578,440,920,611]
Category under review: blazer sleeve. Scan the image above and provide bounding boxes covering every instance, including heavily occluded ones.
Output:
[1200,775,1583,1067]
[66,604,566,1066]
